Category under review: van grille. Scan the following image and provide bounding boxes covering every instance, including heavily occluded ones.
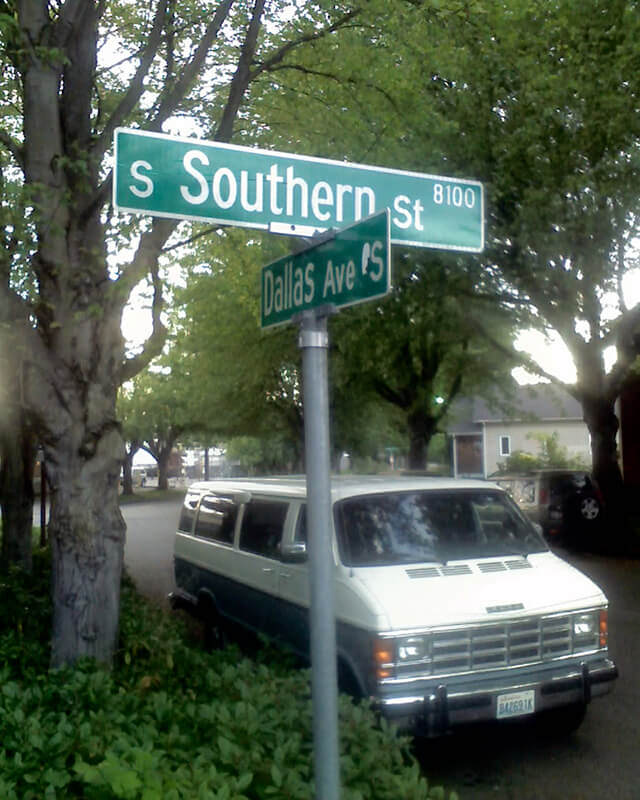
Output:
[394,614,576,678]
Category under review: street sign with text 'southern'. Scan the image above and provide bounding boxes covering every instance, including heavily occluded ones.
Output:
[113,128,484,252]
[261,210,390,328]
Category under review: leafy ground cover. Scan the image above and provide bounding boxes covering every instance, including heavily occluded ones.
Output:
[0,549,458,799]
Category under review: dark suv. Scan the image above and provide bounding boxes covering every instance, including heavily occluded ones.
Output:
[493,470,603,543]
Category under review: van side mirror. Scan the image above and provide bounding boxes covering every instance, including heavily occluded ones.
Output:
[280,542,307,563]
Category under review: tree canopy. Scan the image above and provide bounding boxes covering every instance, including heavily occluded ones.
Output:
[270,0,640,512]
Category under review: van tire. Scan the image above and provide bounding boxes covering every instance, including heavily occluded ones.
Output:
[337,659,364,699]
[197,596,227,651]
[537,703,587,735]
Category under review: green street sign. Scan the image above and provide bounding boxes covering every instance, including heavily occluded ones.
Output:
[261,210,391,328]
[113,128,484,252]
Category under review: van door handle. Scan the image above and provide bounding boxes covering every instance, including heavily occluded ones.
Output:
[262,567,274,574]
[280,571,292,579]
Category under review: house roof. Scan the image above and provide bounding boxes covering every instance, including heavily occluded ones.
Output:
[447,383,583,435]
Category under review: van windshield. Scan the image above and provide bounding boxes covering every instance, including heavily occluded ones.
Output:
[334,490,547,567]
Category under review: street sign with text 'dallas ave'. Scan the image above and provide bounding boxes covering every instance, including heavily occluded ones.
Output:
[113,128,484,252]
[261,210,390,328]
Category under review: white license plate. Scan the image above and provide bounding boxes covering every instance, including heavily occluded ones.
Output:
[496,690,535,719]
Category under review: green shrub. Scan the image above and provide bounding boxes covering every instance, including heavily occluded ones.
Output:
[0,556,459,799]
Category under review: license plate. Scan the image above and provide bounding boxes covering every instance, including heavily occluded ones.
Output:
[496,690,535,719]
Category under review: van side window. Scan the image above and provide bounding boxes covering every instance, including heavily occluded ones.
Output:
[239,500,288,559]
[194,495,237,544]
[178,491,200,533]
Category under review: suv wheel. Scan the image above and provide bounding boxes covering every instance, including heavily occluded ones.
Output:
[579,496,601,522]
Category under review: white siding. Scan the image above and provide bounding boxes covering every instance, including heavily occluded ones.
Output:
[483,421,590,476]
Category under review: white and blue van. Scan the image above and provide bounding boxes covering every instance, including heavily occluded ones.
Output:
[171,475,617,734]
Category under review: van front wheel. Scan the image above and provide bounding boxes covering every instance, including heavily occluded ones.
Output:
[537,703,587,735]
[337,660,364,699]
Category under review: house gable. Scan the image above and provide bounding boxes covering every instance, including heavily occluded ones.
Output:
[448,384,589,478]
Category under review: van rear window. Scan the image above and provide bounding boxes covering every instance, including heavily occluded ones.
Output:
[334,490,546,567]
[178,491,200,533]
[194,495,238,544]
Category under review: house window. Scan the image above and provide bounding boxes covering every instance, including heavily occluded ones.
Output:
[499,435,511,457]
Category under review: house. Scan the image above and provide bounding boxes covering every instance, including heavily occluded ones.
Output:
[447,383,590,478]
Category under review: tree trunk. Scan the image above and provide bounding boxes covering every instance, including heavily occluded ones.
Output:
[407,409,437,471]
[157,451,170,491]
[581,393,629,540]
[0,415,36,572]
[121,442,139,496]
[46,426,126,668]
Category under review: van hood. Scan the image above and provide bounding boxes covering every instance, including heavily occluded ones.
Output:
[351,552,606,631]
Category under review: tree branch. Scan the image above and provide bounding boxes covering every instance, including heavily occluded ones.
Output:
[151,0,234,132]
[468,308,579,393]
[250,9,361,79]
[161,224,220,254]
[0,129,24,171]
[52,0,93,49]
[215,0,266,142]
[92,0,169,162]
[119,260,167,383]
[92,0,234,208]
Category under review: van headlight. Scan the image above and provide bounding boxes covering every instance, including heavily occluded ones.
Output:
[572,611,600,649]
[398,635,428,662]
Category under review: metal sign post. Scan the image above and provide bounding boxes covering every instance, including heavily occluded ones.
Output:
[297,307,340,800]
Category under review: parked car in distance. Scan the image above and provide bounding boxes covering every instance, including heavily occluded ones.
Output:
[492,470,604,544]
[170,475,617,736]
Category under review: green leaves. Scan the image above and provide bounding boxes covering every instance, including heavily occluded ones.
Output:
[0,556,459,800]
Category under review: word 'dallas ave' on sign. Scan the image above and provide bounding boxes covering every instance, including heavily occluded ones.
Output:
[261,211,390,328]
[114,128,483,252]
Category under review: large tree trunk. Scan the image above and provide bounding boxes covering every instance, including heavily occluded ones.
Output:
[407,409,437,471]
[0,414,36,572]
[574,342,630,545]
[158,453,170,491]
[581,393,628,534]
[46,425,126,667]
[7,0,268,668]
[121,442,140,497]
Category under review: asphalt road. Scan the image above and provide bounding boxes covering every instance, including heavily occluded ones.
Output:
[122,499,640,800]
[122,497,180,606]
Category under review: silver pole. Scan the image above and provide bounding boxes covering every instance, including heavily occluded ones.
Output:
[298,308,340,800]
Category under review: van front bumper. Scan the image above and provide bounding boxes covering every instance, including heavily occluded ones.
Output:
[376,657,618,735]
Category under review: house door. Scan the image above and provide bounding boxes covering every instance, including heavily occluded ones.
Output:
[456,435,483,476]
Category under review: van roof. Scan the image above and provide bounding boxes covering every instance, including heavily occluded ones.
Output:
[186,474,499,503]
